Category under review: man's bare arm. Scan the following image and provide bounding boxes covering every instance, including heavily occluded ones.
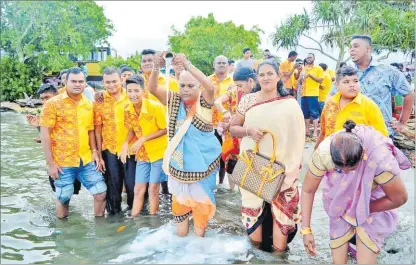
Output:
[40,127,54,165]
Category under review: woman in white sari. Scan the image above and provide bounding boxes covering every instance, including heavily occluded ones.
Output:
[230,60,305,252]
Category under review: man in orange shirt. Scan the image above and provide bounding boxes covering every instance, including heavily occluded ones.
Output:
[27,84,83,194]
[279,51,299,96]
[208,55,234,184]
[40,67,106,218]
[94,67,135,215]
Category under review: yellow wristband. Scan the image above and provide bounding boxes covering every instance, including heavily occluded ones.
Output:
[300,227,312,236]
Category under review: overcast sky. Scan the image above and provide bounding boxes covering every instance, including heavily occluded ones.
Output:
[96,1,408,69]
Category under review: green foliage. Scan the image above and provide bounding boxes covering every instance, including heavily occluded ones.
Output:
[168,13,263,75]
[99,54,142,73]
[0,57,43,101]
[1,1,113,100]
[271,0,415,66]
[1,1,113,69]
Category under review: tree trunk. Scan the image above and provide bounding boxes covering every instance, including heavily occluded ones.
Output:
[15,42,25,63]
[336,45,346,69]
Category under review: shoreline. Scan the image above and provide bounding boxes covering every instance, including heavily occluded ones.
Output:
[1,102,414,167]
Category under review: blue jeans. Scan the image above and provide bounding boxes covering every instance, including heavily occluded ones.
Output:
[135,159,168,184]
[55,160,107,204]
[318,101,325,116]
[301,96,320,120]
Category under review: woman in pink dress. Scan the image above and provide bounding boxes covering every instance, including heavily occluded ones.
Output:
[301,120,411,264]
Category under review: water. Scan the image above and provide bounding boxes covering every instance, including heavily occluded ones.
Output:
[1,111,414,264]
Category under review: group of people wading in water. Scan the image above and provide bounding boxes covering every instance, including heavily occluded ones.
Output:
[33,34,414,264]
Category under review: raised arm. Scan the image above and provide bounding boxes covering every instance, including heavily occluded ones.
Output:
[148,52,168,105]
[174,53,215,104]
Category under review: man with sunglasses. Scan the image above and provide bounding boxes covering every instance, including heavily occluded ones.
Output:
[26,83,83,196]
[208,55,234,185]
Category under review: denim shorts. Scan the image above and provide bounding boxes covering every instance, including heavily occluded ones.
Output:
[55,160,107,204]
[318,101,325,115]
[301,96,320,120]
[135,159,168,184]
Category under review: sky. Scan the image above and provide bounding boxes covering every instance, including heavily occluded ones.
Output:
[96,1,408,69]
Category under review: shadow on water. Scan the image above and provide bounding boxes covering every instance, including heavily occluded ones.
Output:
[1,111,414,264]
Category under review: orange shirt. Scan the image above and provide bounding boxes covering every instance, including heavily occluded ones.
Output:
[39,93,94,167]
[93,90,130,155]
[208,73,234,128]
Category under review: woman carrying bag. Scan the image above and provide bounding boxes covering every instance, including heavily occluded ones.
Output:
[230,60,305,252]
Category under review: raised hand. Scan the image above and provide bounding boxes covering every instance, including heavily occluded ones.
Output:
[153,52,165,70]
[173,53,189,69]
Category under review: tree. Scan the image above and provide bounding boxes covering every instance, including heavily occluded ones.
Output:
[0,1,113,100]
[271,0,415,67]
[98,53,142,72]
[168,13,264,75]
[1,1,113,71]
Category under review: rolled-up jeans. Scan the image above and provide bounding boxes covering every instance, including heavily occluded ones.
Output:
[55,160,107,204]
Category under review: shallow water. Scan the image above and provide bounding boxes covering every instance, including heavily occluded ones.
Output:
[1,111,414,264]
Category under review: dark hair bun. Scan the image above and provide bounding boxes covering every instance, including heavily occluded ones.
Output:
[343,120,356,132]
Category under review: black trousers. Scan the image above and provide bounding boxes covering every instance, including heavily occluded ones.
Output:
[214,129,226,179]
[102,150,136,215]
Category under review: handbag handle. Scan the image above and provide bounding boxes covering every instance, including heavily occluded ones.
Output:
[252,129,277,164]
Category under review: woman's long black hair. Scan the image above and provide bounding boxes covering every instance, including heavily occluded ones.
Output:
[233,67,259,94]
[254,60,289,96]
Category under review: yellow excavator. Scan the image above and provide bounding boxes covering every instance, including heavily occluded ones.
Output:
[44,45,111,84]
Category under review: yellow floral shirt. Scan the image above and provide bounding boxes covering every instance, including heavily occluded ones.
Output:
[93,90,130,155]
[320,92,388,137]
[124,99,167,162]
[39,93,94,167]
[208,73,234,128]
